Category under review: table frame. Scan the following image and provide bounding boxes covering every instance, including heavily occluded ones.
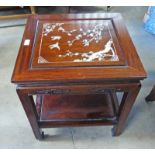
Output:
[11,13,146,140]
[16,82,141,140]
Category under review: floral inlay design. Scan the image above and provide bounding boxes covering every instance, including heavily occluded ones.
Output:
[59,39,118,62]
[37,22,119,64]
[38,56,49,63]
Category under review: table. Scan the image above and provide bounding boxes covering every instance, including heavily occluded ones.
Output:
[11,13,147,140]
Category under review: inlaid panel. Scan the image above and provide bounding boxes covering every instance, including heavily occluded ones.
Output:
[31,19,125,68]
[11,14,146,84]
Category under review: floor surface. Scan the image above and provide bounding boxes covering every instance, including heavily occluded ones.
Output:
[0,6,155,149]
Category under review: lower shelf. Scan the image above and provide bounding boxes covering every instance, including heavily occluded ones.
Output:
[36,93,118,128]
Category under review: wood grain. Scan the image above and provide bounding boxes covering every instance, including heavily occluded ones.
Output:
[12,13,147,139]
[11,13,146,84]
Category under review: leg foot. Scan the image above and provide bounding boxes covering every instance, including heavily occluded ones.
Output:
[37,131,45,140]
[42,131,45,139]
[145,85,155,102]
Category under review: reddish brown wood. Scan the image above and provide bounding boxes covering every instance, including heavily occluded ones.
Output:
[12,13,146,140]
[36,95,42,117]
[31,18,124,68]
[112,83,141,136]
[11,13,146,84]
[16,89,43,140]
[39,94,116,120]
[39,118,117,128]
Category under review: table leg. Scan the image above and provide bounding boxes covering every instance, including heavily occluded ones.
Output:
[16,89,43,140]
[112,84,141,136]
[145,85,155,102]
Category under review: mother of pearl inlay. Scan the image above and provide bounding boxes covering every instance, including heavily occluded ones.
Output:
[38,22,119,63]
[58,39,118,62]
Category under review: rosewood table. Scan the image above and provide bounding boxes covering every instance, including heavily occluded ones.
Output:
[11,13,146,140]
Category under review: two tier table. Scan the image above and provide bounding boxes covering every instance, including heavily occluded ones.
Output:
[11,13,147,140]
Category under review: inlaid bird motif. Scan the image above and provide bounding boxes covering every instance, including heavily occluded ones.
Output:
[42,22,118,63]
[49,42,60,50]
[51,36,61,40]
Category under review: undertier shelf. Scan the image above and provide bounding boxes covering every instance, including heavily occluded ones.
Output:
[36,93,118,128]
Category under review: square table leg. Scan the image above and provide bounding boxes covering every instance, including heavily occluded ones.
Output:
[112,83,141,136]
[16,88,44,140]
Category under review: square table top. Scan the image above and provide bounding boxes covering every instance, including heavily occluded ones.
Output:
[11,13,146,85]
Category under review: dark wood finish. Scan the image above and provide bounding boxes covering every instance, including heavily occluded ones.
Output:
[11,13,146,84]
[31,18,124,68]
[16,89,43,140]
[113,83,141,136]
[12,13,146,140]
[36,93,118,128]
[145,85,155,102]
[39,94,116,120]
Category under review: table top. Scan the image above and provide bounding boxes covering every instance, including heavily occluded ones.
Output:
[11,13,146,85]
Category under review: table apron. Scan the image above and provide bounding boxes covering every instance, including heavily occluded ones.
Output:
[16,82,141,95]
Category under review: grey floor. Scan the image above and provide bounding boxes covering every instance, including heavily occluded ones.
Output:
[0,6,155,149]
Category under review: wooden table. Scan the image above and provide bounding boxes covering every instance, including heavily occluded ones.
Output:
[11,13,147,140]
